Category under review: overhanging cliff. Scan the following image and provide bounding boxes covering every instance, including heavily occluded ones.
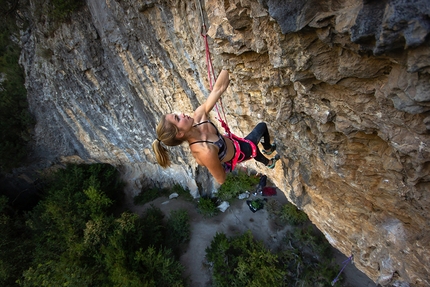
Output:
[21,0,430,285]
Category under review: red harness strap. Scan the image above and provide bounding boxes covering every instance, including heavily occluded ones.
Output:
[224,133,257,172]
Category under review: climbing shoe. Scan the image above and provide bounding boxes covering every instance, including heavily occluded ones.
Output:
[262,143,277,155]
[267,154,280,169]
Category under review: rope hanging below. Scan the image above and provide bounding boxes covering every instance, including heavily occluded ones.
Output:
[331,255,353,286]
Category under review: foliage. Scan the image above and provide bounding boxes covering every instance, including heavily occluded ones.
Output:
[137,206,166,250]
[134,187,164,205]
[41,163,125,212]
[32,0,85,23]
[135,247,185,287]
[3,163,189,287]
[165,209,190,255]
[206,225,339,287]
[280,224,338,286]
[279,201,309,225]
[206,231,286,287]
[170,183,194,201]
[100,209,186,287]
[133,187,170,205]
[0,196,34,287]
[217,170,260,201]
[50,0,85,21]
[197,197,219,218]
[266,199,309,227]
[264,198,282,218]
[134,183,193,205]
[1,161,339,287]
[0,0,34,172]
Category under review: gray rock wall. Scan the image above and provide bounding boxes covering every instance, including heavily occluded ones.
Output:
[21,0,430,285]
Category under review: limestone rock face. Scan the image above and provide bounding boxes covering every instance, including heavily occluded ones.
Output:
[20,0,429,285]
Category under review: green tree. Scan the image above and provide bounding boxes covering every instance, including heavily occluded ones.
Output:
[0,196,34,287]
[165,209,190,256]
[206,231,286,287]
[279,202,309,225]
[279,225,339,286]
[18,164,188,286]
[217,170,260,201]
[134,247,185,287]
[206,227,339,287]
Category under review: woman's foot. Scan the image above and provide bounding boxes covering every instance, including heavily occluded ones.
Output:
[262,143,276,155]
[267,154,280,169]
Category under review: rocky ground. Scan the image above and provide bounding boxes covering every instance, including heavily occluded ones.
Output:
[125,188,377,287]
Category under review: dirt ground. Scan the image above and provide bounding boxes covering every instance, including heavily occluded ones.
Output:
[126,189,377,287]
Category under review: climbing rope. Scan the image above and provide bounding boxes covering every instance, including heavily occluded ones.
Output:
[331,255,353,286]
[196,0,230,134]
[196,0,257,172]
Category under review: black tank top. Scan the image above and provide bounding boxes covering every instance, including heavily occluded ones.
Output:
[189,120,228,161]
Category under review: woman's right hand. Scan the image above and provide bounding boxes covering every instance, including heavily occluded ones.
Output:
[194,70,230,120]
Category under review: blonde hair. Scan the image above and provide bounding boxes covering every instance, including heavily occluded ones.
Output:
[152,115,185,168]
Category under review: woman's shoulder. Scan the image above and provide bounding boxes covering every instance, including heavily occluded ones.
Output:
[193,105,209,119]
[190,143,218,166]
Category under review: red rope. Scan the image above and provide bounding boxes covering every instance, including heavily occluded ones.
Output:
[201,24,230,134]
[198,5,256,171]
[201,24,216,90]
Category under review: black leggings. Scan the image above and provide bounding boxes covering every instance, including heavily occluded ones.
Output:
[238,122,273,165]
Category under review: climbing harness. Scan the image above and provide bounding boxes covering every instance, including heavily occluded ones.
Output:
[197,0,257,172]
[331,255,353,286]
[223,133,257,172]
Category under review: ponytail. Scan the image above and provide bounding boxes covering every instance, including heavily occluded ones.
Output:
[152,115,185,168]
[152,138,171,168]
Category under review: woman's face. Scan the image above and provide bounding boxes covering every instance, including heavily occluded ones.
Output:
[166,113,194,134]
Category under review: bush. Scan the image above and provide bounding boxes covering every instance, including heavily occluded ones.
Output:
[197,197,219,218]
[40,163,125,212]
[217,170,260,201]
[206,231,286,287]
[280,224,338,286]
[265,198,282,218]
[280,202,309,225]
[134,247,185,287]
[137,206,166,249]
[133,187,162,205]
[16,164,187,287]
[134,184,193,205]
[206,226,339,287]
[50,0,85,21]
[166,209,190,253]
[0,196,34,287]
[170,183,193,201]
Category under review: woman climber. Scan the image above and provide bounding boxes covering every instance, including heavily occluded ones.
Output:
[152,70,280,184]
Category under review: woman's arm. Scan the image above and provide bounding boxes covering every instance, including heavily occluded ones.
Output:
[199,151,227,184]
[194,70,230,119]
